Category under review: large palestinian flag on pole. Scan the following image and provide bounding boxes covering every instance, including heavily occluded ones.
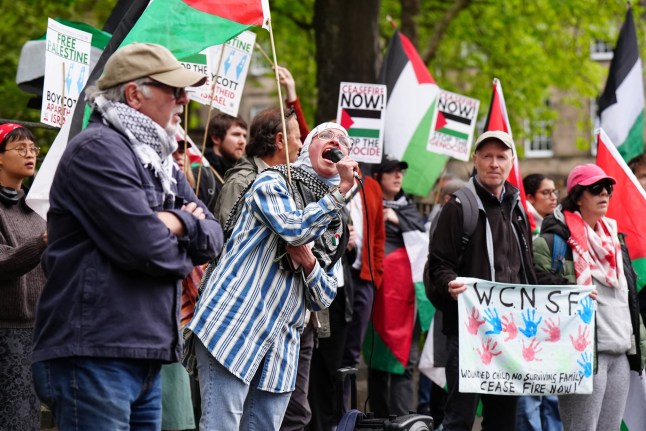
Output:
[597,6,645,162]
[363,208,432,375]
[123,0,270,59]
[379,30,444,197]
[595,129,646,431]
[596,128,646,289]
[483,78,537,233]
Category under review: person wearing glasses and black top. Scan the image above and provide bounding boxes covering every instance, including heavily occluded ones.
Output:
[0,123,47,430]
[533,164,645,431]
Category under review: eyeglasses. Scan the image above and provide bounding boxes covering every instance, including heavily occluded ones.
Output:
[585,181,613,196]
[316,131,352,150]
[3,145,40,157]
[536,189,559,198]
[141,81,185,99]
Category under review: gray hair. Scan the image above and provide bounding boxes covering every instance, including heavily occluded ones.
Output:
[85,78,152,106]
[441,178,466,199]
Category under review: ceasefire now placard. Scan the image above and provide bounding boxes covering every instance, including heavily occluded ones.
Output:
[457,277,595,396]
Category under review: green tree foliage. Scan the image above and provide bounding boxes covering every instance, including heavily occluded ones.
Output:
[412,0,640,142]
[2,0,642,149]
[264,0,642,146]
[0,0,113,149]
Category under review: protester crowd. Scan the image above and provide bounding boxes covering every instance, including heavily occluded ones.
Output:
[2,42,646,431]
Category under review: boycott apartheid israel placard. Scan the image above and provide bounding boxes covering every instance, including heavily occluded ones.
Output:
[457,277,595,396]
[336,82,387,164]
[182,31,255,117]
[41,18,92,128]
[427,91,479,161]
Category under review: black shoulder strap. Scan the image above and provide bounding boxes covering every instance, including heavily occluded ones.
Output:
[454,187,479,251]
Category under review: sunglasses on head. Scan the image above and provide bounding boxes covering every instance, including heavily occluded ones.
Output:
[585,181,613,196]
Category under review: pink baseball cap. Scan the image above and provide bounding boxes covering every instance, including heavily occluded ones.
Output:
[566,164,616,193]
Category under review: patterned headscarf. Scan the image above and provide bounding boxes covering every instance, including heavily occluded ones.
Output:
[0,123,24,146]
[93,95,178,205]
[293,122,349,187]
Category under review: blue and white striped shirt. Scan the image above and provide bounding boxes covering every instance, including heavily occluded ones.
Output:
[187,170,342,393]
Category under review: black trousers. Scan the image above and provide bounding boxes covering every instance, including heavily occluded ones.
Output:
[281,321,315,431]
[307,288,349,431]
[443,335,518,431]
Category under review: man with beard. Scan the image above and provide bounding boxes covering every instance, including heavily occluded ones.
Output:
[193,112,248,213]
[31,43,223,429]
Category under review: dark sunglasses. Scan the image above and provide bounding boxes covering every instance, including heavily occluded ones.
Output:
[141,81,185,99]
[586,181,613,196]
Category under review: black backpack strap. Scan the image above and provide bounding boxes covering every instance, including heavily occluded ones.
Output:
[453,187,479,254]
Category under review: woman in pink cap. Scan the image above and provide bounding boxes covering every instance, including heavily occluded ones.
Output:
[533,163,645,431]
[0,123,47,430]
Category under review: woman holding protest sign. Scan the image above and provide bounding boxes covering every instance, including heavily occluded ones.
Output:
[533,164,645,431]
[0,123,47,430]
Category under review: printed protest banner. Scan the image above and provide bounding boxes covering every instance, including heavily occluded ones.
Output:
[336,82,387,164]
[185,30,256,116]
[41,18,92,127]
[427,91,479,161]
[179,51,210,99]
[457,277,595,396]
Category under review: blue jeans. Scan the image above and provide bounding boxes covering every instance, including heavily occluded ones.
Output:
[32,357,162,431]
[516,395,562,431]
[196,338,291,430]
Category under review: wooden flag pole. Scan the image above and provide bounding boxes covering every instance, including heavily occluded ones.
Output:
[195,46,226,197]
[60,63,66,127]
[183,108,190,179]
[254,42,274,67]
[267,20,291,185]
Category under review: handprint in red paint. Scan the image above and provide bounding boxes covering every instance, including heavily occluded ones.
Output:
[475,339,502,365]
[465,306,485,335]
[570,325,591,352]
[521,339,543,362]
[501,314,518,341]
[542,317,561,342]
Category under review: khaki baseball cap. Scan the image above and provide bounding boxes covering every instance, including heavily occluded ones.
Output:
[474,130,515,154]
[96,43,207,90]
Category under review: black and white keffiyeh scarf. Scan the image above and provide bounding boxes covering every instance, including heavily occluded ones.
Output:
[94,95,178,205]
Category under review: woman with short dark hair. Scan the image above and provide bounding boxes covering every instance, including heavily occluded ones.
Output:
[0,123,47,430]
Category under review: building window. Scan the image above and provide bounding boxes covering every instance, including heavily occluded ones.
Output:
[524,119,553,158]
[590,40,614,61]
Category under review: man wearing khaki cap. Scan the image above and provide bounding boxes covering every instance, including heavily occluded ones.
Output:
[31,43,223,429]
[426,130,538,430]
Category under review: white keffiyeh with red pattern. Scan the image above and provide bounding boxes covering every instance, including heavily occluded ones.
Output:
[564,210,625,289]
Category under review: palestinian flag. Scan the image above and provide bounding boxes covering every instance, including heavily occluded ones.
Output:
[379,30,445,196]
[596,128,646,289]
[597,129,646,431]
[597,6,645,162]
[123,0,270,60]
[363,206,433,374]
[484,78,537,233]
[340,107,383,139]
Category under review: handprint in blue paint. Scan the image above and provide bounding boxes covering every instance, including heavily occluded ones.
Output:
[484,308,502,335]
[577,352,593,378]
[519,308,542,338]
[577,296,595,324]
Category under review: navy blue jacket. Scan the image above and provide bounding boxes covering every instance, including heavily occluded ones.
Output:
[32,117,223,364]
